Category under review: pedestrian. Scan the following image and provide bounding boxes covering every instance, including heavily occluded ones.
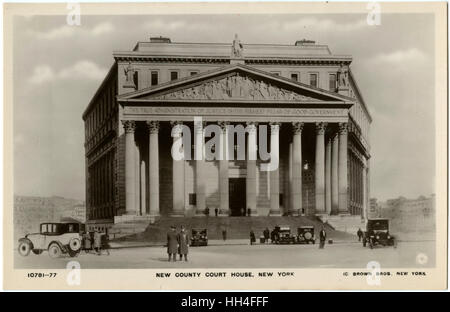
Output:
[205,207,210,217]
[93,229,102,255]
[167,226,178,262]
[247,207,251,217]
[215,208,218,217]
[263,227,270,244]
[222,228,227,241]
[240,207,245,216]
[177,226,189,262]
[319,227,327,249]
[82,231,92,253]
[250,229,256,245]
[102,229,111,256]
[270,229,275,244]
[357,228,363,242]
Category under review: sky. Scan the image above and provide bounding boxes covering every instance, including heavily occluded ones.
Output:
[13,13,435,201]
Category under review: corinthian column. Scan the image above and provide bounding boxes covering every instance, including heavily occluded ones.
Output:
[171,121,185,216]
[246,122,257,214]
[218,121,229,215]
[315,122,327,214]
[291,122,304,215]
[331,134,339,214]
[338,122,349,213]
[195,121,206,214]
[325,137,332,214]
[122,120,137,215]
[269,122,281,215]
[147,121,160,216]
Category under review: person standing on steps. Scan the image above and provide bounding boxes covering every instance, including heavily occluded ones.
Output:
[177,226,189,262]
[319,226,327,249]
[167,226,178,262]
[250,229,256,245]
[263,227,270,244]
[222,227,227,241]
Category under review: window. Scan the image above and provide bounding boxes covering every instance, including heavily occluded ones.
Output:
[170,71,178,81]
[189,193,197,205]
[190,71,198,76]
[309,73,318,88]
[329,74,337,92]
[291,73,298,82]
[151,71,158,86]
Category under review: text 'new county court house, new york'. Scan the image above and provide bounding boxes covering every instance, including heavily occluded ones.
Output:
[82,35,372,228]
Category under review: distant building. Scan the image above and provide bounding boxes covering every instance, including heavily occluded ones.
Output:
[379,195,435,232]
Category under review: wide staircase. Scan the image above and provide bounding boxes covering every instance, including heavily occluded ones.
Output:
[110,216,356,243]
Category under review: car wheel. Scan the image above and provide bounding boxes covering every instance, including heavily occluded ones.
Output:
[69,238,81,252]
[48,243,62,258]
[32,249,43,255]
[18,241,31,256]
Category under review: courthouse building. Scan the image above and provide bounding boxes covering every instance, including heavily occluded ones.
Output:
[82,35,372,226]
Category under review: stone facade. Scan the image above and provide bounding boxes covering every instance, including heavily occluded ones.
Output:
[82,36,372,224]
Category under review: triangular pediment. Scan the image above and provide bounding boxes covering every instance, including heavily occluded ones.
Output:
[119,64,354,104]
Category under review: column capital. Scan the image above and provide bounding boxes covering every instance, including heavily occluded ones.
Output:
[246,122,257,133]
[292,122,304,134]
[218,121,229,131]
[315,122,328,135]
[338,122,348,134]
[122,120,136,133]
[170,120,184,137]
[146,121,160,134]
[269,122,281,134]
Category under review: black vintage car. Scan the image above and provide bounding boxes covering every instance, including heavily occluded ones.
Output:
[276,226,296,244]
[296,226,316,244]
[363,219,396,249]
[190,229,208,246]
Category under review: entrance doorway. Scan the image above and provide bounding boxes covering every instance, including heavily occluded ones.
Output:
[229,178,246,216]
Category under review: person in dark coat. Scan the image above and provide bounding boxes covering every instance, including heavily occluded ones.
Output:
[222,228,227,241]
[247,208,251,217]
[319,227,327,249]
[167,226,178,262]
[205,207,210,217]
[177,226,189,261]
[250,229,256,245]
[263,228,270,244]
[215,208,219,217]
[357,228,363,242]
[93,229,102,255]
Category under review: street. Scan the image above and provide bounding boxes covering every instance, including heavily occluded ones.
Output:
[14,240,435,269]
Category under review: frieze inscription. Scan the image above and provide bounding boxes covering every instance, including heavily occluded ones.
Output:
[125,106,347,117]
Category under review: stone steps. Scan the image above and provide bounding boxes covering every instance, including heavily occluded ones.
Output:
[110,216,356,242]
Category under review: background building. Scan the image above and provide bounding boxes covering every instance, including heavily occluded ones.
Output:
[82,36,372,229]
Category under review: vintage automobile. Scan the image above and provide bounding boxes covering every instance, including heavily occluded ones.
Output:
[18,222,82,258]
[190,228,208,246]
[363,218,396,249]
[276,226,296,244]
[296,226,316,244]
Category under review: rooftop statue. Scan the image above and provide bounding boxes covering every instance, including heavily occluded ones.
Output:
[231,34,243,58]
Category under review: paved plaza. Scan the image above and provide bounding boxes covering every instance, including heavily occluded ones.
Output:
[15,241,435,269]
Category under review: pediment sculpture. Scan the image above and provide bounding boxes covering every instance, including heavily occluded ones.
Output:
[151,74,317,101]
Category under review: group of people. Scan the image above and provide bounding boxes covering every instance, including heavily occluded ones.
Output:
[82,228,110,255]
[166,226,190,262]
